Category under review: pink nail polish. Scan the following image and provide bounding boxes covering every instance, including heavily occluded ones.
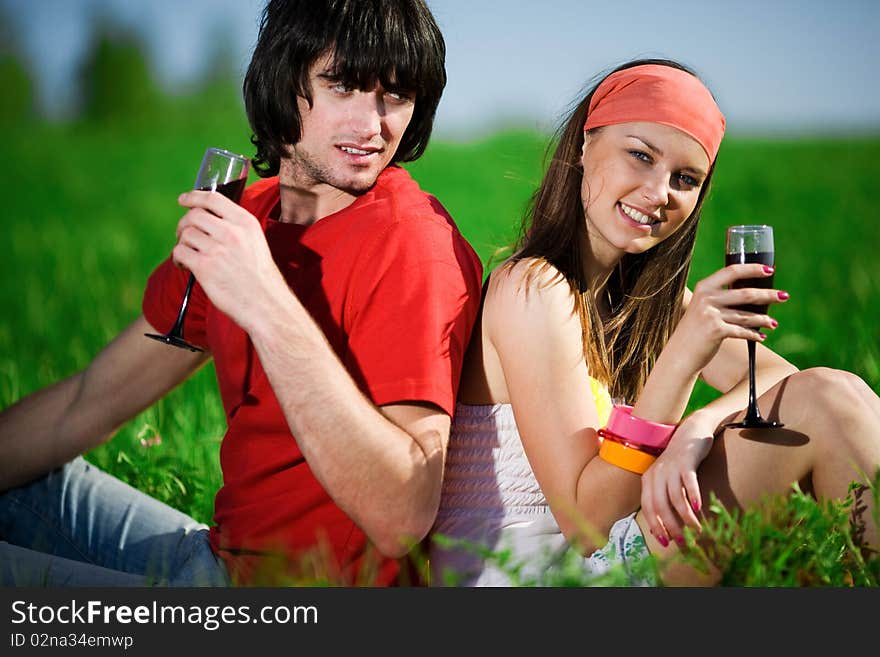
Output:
[770,319,778,328]
[778,291,790,300]
[657,535,669,548]
[692,500,700,513]
[763,265,775,274]
[675,536,685,547]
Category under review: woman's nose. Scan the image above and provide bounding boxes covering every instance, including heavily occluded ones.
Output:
[641,172,669,208]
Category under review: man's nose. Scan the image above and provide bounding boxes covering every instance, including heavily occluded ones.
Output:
[348,91,384,139]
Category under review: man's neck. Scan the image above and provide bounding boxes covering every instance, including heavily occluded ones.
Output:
[277,181,357,226]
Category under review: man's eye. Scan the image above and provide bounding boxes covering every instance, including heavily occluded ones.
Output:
[386,90,414,103]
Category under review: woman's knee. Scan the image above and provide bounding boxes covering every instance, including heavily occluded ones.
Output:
[786,367,865,414]
[788,368,880,470]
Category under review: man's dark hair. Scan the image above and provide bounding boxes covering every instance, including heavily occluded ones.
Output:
[243,0,447,177]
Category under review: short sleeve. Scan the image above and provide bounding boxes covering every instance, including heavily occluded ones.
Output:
[142,257,210,350]
[344,219,482,417]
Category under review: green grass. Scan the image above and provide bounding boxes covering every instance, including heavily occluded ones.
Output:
[433,476,880,587]
[2,109,879,585]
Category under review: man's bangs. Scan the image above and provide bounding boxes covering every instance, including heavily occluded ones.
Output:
[330,35,424,94]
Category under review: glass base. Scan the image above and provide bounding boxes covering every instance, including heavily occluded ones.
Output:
[144,333,204,353]
[723,419,784,429]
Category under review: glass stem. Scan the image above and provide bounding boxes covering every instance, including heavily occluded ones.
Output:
[169,273,196,338]
[745,338,762,422]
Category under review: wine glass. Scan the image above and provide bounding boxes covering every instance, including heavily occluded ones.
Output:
[723,224,783,429]
[144,147,250,352]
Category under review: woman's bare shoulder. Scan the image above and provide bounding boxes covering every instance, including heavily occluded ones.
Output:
[483,257,580,353]
[486,257,573,313]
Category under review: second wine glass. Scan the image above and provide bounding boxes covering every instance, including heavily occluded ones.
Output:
[144,147,250,352]
[723,224,784,429]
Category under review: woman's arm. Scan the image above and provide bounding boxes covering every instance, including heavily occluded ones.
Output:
[630,268,787,424]
[692,284,798,425]
[638,286,796,542]
[486,260,789,552]
[485,261,642,552]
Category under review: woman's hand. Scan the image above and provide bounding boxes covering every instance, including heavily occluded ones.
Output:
[669,263,786,376]
[639,411,719,545]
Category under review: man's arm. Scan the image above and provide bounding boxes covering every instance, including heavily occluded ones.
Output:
[173,190,469,558]
[0,315,209,492]
[247,295,450,558]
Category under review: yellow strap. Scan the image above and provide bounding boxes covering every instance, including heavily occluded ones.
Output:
[589,376,613,426]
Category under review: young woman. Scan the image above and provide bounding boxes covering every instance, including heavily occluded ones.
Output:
[429,59,880,586]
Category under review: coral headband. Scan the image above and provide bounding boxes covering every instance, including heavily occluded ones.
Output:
[584,64,726,163]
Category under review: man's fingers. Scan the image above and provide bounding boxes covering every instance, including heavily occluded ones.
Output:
[178,190,238,217]
[176,209,227,243]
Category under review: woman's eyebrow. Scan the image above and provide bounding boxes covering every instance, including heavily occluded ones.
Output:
[627,135,662,156]
[627,135,706,176]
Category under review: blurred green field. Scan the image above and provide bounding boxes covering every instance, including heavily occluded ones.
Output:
[1,114,879,527]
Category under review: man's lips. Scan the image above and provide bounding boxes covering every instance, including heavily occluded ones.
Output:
[337,143,382,156]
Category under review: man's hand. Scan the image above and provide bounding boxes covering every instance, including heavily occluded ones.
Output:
[174,190,290,332]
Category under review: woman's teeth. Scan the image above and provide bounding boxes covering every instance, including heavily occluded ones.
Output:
[621,203,655,225]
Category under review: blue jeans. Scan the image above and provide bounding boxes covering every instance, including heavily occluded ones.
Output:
[0,457,229,586]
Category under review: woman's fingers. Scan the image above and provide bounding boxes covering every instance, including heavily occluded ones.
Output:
[717,287,788,310]
[691,278,789,335]
[642,468,705,549]
[719,309,778,331]
[667,481,697,534]
[644,468,681,545]
[656,478,688,544]
[695,263,772,292]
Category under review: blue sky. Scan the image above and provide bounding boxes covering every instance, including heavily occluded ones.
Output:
[2,0,879,137]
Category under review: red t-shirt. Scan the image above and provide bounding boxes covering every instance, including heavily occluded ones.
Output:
[142,166,482,586]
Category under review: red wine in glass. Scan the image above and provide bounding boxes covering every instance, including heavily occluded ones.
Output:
[144,148,250,352]
[726,251,774,314]
[723,226,783,430]
[204,178,247,203]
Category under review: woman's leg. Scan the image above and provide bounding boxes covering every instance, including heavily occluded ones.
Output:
[637,367,880,586]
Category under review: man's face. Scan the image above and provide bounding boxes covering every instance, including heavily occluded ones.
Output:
[282,53,416,197]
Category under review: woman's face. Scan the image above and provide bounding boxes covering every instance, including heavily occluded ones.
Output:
[580,121,710,260]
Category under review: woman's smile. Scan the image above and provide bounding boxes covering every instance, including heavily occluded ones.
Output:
[618,202,660,231]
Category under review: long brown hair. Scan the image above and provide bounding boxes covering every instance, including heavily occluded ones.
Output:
[508,59,718,403]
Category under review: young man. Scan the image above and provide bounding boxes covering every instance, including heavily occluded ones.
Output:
[0,0,483,586]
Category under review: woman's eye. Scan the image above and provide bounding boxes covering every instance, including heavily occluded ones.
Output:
[331,82,353,94]
[677,173,700,187]
[628,150,651,163]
